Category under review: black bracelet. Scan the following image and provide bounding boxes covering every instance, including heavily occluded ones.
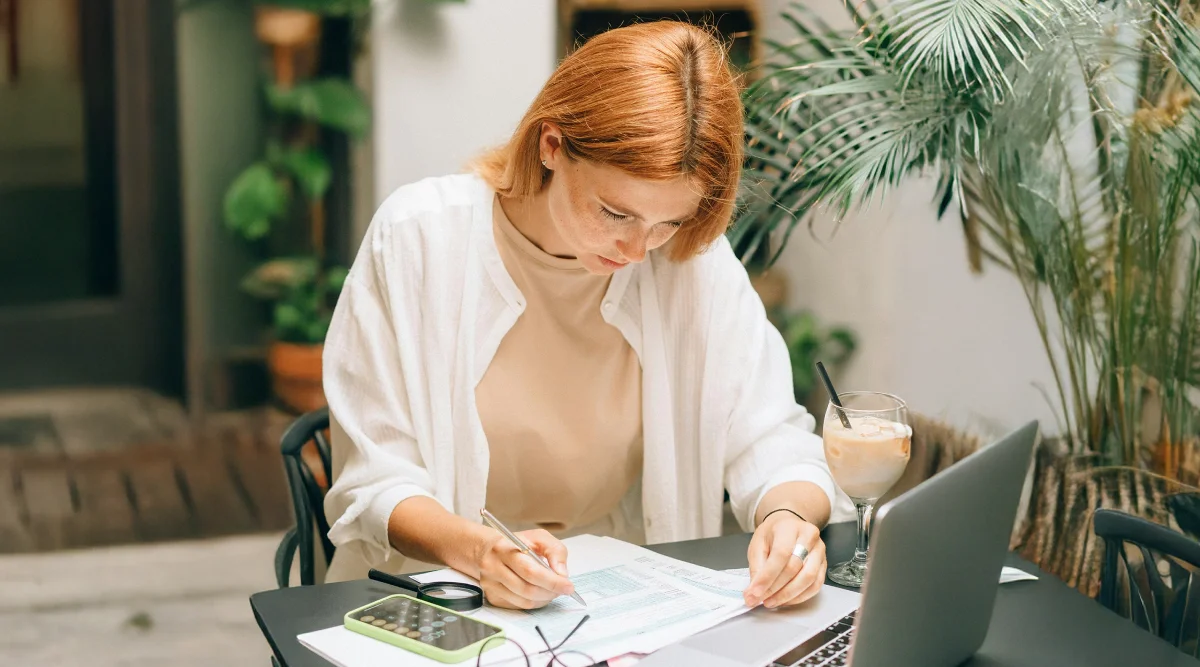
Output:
[762,508,809,526]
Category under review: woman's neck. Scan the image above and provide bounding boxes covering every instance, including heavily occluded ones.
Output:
[499,191,575,259]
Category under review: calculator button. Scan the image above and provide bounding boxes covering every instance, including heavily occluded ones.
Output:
[383,623,397,630]
[444,616,457,623]
[419,626,433,633]
[407,630,422,638]
[360,615,375,623]
[432,621,445,628]
[372,619,387,626]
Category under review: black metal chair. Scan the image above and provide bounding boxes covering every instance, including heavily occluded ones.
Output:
[275,407,336,588]
[1094,507,1200,657]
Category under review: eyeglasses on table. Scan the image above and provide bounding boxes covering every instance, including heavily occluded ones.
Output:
[475,614,599,667]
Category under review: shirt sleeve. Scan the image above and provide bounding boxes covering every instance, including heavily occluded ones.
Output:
[719,257,843,532]
[322,225,438,565]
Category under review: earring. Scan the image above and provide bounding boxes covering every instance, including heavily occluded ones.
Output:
[541,160,548,168]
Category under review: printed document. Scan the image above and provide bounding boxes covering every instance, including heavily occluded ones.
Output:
[298,535,755,666]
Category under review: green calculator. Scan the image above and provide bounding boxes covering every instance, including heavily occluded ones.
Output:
[344,594,506,663]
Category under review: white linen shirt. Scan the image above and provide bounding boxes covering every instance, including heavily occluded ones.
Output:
[322,173,851,577]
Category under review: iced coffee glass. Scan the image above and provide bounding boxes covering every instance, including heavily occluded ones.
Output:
[823,391,911,587]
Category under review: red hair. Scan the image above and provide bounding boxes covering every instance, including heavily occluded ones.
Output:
[472,21,743,261]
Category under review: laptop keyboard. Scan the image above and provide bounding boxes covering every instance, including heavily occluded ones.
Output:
[771,610,855,667]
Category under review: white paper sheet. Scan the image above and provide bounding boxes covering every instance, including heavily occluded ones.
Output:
[998,566,1038,584]
[299,535,756,667]
[603,576,863,667]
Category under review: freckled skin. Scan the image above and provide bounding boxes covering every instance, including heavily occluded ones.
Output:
[500,123,702,276]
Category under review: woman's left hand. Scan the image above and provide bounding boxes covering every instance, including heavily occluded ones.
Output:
[744,511,827,609]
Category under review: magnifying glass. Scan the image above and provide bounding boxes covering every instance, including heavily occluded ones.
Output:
[367,568,485,612]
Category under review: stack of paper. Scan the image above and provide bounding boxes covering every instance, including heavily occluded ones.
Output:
[298,535,760,666]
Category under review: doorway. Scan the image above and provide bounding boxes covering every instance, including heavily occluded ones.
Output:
[0,0,182,395]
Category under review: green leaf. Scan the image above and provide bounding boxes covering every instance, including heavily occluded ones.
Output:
[263,267,339,342]
[279,148,332,201]
[888,0,1059,99]
[785,74,900,99]
[266,79,371,138]
[305,312,333,343]
[244,217,272,240]
[223,162,287,241]
[827,329,858,362]
[274,302,306,336]
[266,140,286,167]
[772,308,858,399]
[325,265,349,293]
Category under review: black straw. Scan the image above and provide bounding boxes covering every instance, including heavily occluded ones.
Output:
[816,361,853,429]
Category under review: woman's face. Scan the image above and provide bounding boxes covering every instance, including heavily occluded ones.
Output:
[540,125,702,275]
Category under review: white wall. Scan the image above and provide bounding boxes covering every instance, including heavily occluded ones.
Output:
[369,0,557,212]
[773,178,1062,438]
[759,1,1060,438]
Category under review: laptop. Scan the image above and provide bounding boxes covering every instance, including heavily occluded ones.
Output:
[639,420,1039,667]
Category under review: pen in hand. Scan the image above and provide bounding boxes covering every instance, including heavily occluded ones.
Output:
[480,508,588,607]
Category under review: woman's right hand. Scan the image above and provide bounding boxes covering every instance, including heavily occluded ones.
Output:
[476,528,576,609]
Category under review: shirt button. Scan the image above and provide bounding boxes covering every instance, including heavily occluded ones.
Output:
[602,301,614,313]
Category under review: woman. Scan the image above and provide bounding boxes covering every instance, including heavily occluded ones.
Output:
[322,21,851,611]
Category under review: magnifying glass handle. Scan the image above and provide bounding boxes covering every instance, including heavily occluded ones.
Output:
[368,568,422,593]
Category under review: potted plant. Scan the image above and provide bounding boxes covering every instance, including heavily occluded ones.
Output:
[738,0,1200,595]
[180,0,465,414]
[204,0,374,413]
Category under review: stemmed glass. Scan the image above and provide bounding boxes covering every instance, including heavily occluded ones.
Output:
[823,391,911,588]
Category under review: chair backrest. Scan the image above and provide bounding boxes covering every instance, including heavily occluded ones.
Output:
[276,407,334,587]
[1094,508,1200,657]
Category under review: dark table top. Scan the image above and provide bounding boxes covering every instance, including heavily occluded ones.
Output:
[251,522,1195,667]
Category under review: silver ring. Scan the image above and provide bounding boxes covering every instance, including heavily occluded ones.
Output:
[792,543,809,563]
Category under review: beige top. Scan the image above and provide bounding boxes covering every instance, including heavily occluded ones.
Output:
[476,197,644,535]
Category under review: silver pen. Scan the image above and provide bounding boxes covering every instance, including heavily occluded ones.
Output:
[480,508,587,607]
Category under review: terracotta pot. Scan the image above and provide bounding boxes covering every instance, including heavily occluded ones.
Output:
[254,7,321,89]
[267,341,327,414]
[254,7,321,48]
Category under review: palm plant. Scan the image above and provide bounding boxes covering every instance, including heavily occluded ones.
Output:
[739,0,1200,593]
[740,0,1200,484]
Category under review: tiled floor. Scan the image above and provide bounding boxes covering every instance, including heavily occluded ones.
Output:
[0,387,189,457]
[0,389,317,665]
[0,388,297,554]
